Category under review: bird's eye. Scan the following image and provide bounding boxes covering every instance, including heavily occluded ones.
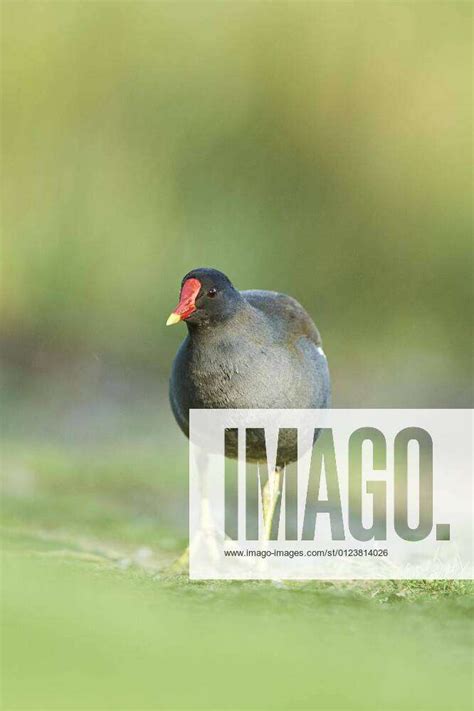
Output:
[207,288,217,298]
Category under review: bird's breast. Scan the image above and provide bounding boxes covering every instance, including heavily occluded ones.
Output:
[173,336,322,411]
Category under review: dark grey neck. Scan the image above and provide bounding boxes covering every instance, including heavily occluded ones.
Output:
[186,297,263,342]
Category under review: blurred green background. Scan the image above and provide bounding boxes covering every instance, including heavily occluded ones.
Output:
[1,2,473,710]
[2,0,472,405]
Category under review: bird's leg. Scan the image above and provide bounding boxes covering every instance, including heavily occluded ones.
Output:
[168,451,213,575]
[168,493,217,574]
[262,467,281,542]
[167,496,210,574]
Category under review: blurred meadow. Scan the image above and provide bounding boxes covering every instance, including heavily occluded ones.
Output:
[1,2,473,710]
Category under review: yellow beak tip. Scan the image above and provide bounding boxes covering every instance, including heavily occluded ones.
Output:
[166,313,182,326]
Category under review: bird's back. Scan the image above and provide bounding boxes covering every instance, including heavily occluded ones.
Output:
[242,290,322,347]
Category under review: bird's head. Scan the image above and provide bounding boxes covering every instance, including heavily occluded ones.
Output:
[166,268,243,328]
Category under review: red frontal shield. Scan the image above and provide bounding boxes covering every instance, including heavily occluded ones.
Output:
[171,278,201,321]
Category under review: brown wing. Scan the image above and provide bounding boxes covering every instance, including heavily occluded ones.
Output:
[241,290,322,346]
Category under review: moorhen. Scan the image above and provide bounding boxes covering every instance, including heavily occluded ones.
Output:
[167,267,330,543]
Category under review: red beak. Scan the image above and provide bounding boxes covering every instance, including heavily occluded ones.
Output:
[166,278,202,325]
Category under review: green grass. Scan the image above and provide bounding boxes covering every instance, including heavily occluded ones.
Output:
[1,442,473,710]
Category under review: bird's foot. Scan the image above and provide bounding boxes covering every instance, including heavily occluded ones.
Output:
[163,546,189,576]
